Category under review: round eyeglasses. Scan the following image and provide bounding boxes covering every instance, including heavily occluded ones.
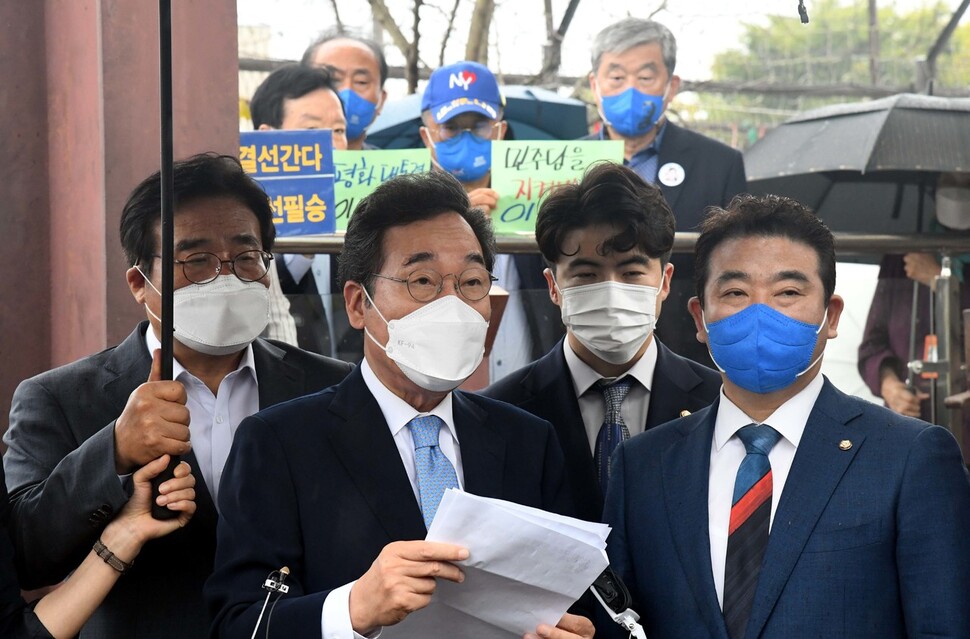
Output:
[158,250,273,285]
[371,268,497,302]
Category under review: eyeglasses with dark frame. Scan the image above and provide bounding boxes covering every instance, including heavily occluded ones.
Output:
[371,268,498,302]
[431,120,501,142]
[152,250,274,285]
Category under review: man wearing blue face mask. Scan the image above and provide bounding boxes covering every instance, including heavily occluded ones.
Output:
[420,61,563,380]
[600,194,970,639]
[587,18,747,368]
[302,31,387,151]
[482,162,720,523]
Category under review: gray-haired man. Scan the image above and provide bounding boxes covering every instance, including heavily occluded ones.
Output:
[586,17,747,365]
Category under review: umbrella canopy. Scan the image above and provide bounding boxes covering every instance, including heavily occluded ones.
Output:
[366,85,590,149]
[745,93,970,233]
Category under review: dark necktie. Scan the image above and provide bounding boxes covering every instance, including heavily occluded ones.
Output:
[408,415,459,529]
[723,423,783,639]
[593,378,634,496]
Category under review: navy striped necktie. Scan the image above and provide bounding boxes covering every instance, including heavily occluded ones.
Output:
[593,377,634,496]
[723,423,782,639]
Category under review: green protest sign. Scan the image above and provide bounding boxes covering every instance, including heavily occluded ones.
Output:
[333,149,432,231]
[489,140,624,234]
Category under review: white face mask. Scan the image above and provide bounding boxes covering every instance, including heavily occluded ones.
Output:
[363,288,489,392]
[140,269,270,356]
[558,279,660,365]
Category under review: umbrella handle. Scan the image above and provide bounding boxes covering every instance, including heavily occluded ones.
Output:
[151,456,182,520]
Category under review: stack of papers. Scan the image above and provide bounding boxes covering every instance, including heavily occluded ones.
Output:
[384,490,610,639]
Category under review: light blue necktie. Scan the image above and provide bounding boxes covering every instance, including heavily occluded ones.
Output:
[408,415,460,529]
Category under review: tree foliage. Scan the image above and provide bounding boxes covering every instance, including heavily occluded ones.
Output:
[687,0,970,148]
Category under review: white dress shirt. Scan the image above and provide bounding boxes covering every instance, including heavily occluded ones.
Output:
[320,358,465,639]
[144,328,259,506]
[563,337,657,453]
[708,372,824,608]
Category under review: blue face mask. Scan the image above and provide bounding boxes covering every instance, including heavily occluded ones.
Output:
[600,86,666,138]
[704,303,826,394]
[432,131,492,183]
[338,89,378,141]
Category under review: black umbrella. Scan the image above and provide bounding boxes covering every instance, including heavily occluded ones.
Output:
[366,85,590,149]
[745,93,970,233]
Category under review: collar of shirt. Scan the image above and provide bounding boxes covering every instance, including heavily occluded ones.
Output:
[360,358,464,498]
[144,325,258,386]
[599,120,668,159]
[359,358,459,446]
[713,370,825,451]
[563,336,658,397]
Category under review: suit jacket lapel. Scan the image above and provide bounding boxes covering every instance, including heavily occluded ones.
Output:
[657,124,691,215]
[744,380,865,639]
[252,338,304,408]
[662,402,731,639]
[453,391,505,499]
[523,343,600,517]
[327,368,427,541]
[102,323,153,414]
[646,340,705,429]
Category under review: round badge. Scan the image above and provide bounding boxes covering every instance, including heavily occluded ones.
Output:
[658,162,686,187]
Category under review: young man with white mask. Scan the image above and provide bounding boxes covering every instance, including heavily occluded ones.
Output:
[207,171,594,639]
[602,194,970,639]
[482,162,720,522]
[3,154,353,639]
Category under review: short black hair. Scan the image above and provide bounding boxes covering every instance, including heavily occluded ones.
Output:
[535,162,675,270]
[339,171,495,296]
[694,193,836,305]
[250,64,340,129]
[119,153,275,276]
[301,31,389,87]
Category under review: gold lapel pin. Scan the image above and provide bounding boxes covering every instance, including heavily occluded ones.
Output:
[679,410,692,417]
[839,440,853,451]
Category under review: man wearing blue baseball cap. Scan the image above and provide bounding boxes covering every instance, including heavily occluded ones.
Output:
[420,62,563,381]
[419,60,507,211]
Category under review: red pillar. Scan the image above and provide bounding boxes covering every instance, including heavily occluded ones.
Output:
[0,0,239,431]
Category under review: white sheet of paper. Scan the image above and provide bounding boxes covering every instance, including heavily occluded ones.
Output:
[383,490,610,639]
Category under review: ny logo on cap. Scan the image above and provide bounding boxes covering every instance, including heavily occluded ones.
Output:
[449,71,477,91]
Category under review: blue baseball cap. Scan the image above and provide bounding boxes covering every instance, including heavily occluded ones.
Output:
[421,61,504,124]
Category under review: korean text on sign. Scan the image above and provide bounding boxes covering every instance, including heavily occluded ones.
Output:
[489,140,624,234]
[333,149,432,232]
[240,129,337,236]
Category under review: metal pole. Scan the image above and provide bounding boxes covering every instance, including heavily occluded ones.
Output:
[152,0,179,520]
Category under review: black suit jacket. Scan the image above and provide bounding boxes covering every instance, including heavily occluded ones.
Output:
[481,338,721,522]
[206,366,574,638]
[0,466,50,639]
[2,322,353,639]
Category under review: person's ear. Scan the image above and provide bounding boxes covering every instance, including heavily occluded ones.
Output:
[687,296,708,346]
[257,123,276,131]
[345,281,367,329]
[823,295,845,339]
[543,268,561,307]
[127,266,148,305]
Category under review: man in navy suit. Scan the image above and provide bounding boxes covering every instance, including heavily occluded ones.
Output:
[482,163,720,522]
[207,171,594,639]
[603,194,970,638]
[586,18,747,366]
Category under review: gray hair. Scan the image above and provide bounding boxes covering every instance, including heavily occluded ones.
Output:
[591,18,677,75]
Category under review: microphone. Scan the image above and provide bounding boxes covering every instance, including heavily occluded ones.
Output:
[251,567,291,639]
[589,567,647,639]
[798,0,810,24]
